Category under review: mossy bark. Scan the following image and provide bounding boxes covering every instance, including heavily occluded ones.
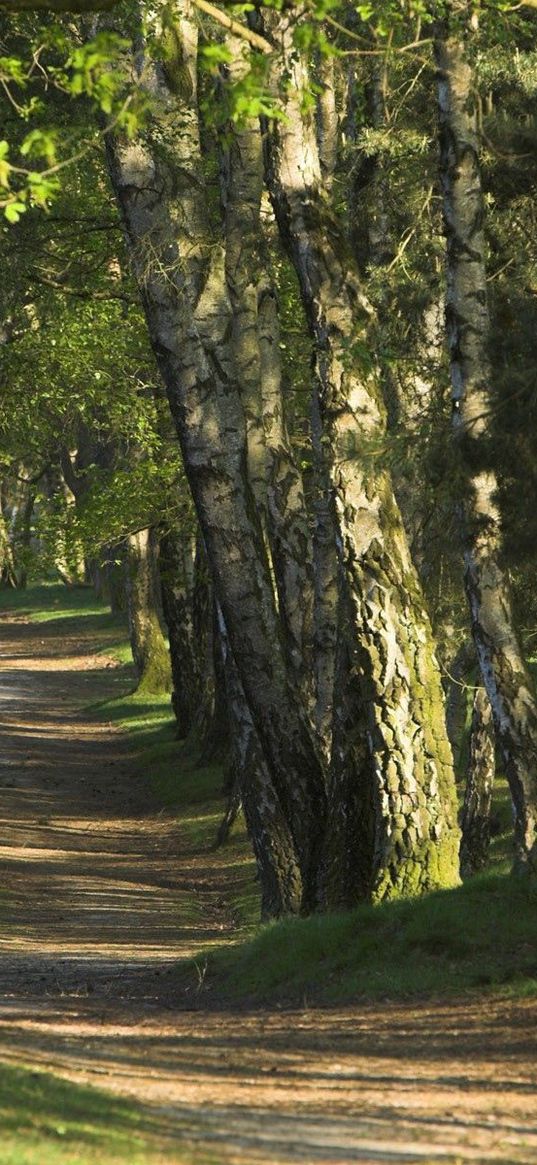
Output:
[125,527,172,695]
[264,9,461,901]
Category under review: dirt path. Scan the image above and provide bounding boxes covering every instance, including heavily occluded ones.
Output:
[0,612,536,1164]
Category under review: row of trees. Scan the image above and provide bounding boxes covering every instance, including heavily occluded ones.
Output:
[2,0,537,917]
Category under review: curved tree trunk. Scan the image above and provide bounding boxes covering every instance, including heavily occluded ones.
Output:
[436,26,537,871]
[223,37,315,707]
[218,607,303,918]
[105,3,326,909]
[263,10,460,901]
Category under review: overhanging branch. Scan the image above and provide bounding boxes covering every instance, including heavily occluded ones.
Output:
[0,0,274,52]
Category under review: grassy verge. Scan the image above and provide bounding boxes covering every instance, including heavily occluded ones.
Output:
[204,871,537,1006]
[0,1063,218,1165]
[2,581,535,1010]
[0,580,133,669]
[0,580,259,931]
[91,688,260,930]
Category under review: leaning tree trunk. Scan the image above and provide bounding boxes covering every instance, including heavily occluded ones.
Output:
[263,10,460,902]
[105,2,326,910]
[125,526,172,694]
[460,686,495,877]
[223,35,315,708]
[436,25,537,870]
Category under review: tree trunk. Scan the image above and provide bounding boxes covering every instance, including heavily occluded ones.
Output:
[263,10,460,901]
[198,598,229,763]
[159,524,198,738]
[0,487,17,588]
[218,606,303,917]
[445,639,475,774]
[102,542,127,614]
[436,26,537,871]
[105,5,327,909]
[310,382,339,755]
[223,37,315,705]
[460,686,495,877]
[125,526,172,694]
[316,51,339,189]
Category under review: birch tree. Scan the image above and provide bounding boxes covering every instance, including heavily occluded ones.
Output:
[263,9,460,901]
[436,16,537,871]
[105,0,327,911]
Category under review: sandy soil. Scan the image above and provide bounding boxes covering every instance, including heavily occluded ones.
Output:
[0,610,536,1165]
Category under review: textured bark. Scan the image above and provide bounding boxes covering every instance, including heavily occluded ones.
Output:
[159,525,198,738]
[218,607,303,918]
[258,284,315,696]
[264,11,460,900]
[310,382,339,753]
[125,526,172,694]
[105,5,326,908]
[460,686,495,877]
[198,599,229,763]
[364,67,393,270]
[437,27,537,870]
[445,639,475,772]
[316,52,339,188]
[223,40,315,699]
[323,587,375,907]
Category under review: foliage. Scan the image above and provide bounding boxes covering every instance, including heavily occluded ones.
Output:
[0,18,148,221]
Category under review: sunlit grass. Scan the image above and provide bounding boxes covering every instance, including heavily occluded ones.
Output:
[6,580,534,1006]
[0,580,133,673]
[0,1063,218,1165]
[208,872,537,1005]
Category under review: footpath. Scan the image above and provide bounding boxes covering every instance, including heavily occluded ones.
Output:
[0,608,536,1164]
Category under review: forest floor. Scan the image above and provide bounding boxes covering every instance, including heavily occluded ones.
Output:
[0,593,536,1164]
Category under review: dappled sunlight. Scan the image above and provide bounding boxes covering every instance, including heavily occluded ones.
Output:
[0,614,239,1008]
[0,606,535,1164]
[0,1000,536,1162]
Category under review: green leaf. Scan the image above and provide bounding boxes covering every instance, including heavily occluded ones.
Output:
[4,200,26,223]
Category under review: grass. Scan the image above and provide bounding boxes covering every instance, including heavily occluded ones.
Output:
[0,580,133,671]
[0,579,260,930]
[206,871,537,1006]
[0,1063,219,1165]
[92,689,260,927]
[3,579,536,1011]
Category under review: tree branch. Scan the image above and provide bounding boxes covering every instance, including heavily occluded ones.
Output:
[0,0,274,53]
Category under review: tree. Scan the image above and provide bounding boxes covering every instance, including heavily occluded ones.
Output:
[436,13,537,871]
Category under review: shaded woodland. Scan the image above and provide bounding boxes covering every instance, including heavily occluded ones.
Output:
[2,0,537,919]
